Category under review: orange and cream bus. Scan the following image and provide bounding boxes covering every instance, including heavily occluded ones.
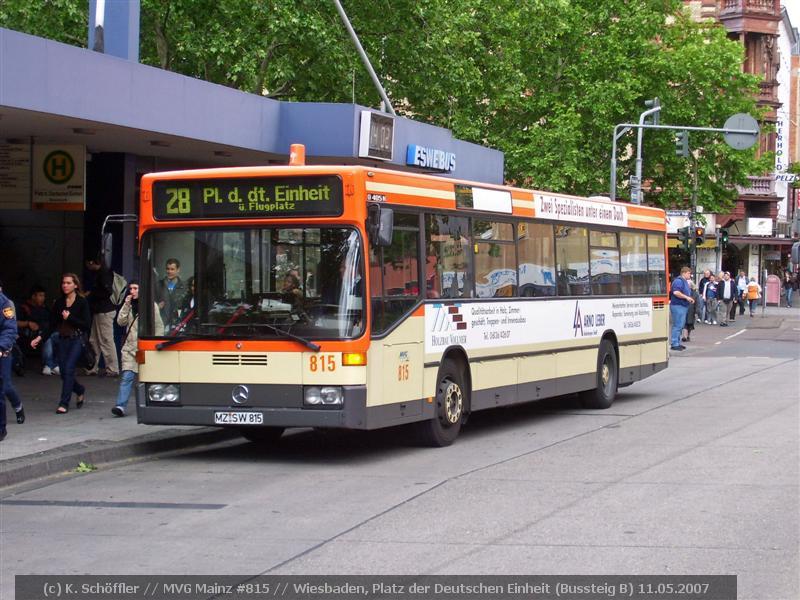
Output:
[132,146,669,446]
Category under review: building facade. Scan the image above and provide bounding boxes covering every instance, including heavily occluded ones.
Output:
[682,0,798,278]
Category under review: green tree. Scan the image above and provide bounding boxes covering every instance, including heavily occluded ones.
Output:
[0,0,769,214]
[0,0,87,47]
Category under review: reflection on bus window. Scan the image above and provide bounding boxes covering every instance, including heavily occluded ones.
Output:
[425,215,471,299]
[517,222,556,297]
[555,225,590,296]
[589,230,621,295]
[620,232,648,294]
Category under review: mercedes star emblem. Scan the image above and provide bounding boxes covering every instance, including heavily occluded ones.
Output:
[232,385,250,404]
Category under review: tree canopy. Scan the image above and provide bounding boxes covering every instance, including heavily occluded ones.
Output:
[0,0,769,213]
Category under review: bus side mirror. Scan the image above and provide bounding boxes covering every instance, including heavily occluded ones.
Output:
[367,204,394,247]
[101,233,113,270]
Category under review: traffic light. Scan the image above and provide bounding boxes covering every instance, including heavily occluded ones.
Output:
[675,130,689,157]
[645,98,660,125]
[677,226,690,251]
[719,228,729,249]
[694,226,705,246]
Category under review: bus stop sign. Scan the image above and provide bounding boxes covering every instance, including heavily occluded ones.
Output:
[723,113,758,150]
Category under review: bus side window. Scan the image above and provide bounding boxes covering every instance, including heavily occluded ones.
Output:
[372,213,420,335]
[646,234,666,294]
[517,222,556,297]
[555,225,590,296]
[620,232,648,294]
[425,214,471,299]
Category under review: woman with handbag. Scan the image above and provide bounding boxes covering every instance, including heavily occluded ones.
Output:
[32,273,92,413]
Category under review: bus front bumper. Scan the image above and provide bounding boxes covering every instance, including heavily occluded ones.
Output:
[136,383,368,429]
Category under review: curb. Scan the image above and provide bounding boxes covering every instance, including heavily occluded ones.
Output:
[0,427,240,489]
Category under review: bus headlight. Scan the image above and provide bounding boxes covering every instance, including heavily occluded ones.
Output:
[147,383,181,404]
[304,386,343,407]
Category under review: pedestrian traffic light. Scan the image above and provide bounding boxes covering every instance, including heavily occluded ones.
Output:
[694,226,705,246]
[677,226,690,250]
[675,130,689,157]
[719,228,729,249]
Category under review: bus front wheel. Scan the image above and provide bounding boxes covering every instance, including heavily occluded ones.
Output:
[239,426,285,445]
[580,339,617,409]
[416,359,467,447]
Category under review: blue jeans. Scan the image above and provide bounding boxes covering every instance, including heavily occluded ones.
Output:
[0,353,23,431]
[57,336,85,408]
[670,303,688,348]
[42,334,58,369]
[787,287,794,308]
[115,370,136,410]
[696,296,706,322]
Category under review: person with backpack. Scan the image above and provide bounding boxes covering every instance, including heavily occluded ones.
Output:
[85,258,120,377]
[112,281,163,417]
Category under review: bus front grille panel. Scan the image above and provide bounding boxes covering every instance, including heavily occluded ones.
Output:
[211,354,269,366]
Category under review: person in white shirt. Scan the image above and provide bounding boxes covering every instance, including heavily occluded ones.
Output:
[736,270,748,316]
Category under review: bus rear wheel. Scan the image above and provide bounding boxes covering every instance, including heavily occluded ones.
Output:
[580,339,617,409]
[239,426,285,444]
[416,359,467,447]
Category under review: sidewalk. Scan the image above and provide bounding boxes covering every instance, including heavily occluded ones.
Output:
[0,369,237,488]
[2,303,798,489]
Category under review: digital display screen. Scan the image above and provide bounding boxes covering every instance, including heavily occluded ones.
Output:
[152,175,343,220]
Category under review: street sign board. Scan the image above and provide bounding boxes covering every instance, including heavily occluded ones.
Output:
[723,113,758,150]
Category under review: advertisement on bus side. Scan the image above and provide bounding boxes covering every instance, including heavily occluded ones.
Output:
[424,298,653,354]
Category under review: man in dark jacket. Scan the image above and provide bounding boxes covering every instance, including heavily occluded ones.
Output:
[717,271,737,327]
[85,258,119,376]
[0,281,25,441]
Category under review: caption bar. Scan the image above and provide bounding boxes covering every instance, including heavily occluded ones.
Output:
[16,576,737,600]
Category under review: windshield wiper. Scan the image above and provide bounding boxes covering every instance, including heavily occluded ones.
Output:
[200,323,321,352]
[155,334,221,351]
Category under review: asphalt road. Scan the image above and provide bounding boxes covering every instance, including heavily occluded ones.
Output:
[2,318,798,600]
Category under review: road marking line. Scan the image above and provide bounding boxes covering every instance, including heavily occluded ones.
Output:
[725,329,747,340]
[715,341,722,345]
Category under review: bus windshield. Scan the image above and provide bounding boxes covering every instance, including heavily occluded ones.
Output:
[141,227,364,340]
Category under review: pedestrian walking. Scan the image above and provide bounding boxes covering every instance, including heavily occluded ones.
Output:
[718,271,736,327]
[697,270,711,324]
[745,277,762,317]
[0,281,25,441]
[85,258,120,377]
[670,266,695,351]
[783,272,796,308]
[112,282,163,417]
[682,280,698,342]
[31,273,92,414]
[703,274,719,324]
[736,270,748,316]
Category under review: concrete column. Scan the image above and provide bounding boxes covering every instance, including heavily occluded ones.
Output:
[88,0,140,62]
[122,154,137,280]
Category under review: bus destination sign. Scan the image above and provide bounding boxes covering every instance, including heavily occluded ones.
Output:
[152,175,343,220]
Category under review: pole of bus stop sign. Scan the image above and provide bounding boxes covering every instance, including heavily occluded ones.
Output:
[690,156,699,276]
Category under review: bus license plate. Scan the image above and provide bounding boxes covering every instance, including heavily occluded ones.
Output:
[214,411,264,425]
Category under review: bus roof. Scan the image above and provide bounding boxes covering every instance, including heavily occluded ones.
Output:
[141,164,666,231]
